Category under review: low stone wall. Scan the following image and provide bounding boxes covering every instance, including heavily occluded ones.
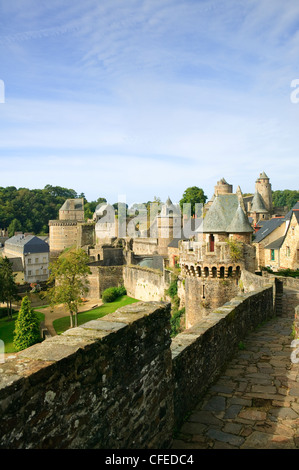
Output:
[261,272,299,291]
[0,302,173,449]
[171,286,275,428]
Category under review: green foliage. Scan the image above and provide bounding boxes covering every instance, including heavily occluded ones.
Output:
[167,280,178,298]
[261,267,299,278]
[226,238,243,262]
[47,249,91,328]
[102,286,127,303]
[272,190,299,211]
[170,308,185,337]
[179,186,207,217]
[0,185,107,234]
[13,296,41,351]
[0,257,20,318]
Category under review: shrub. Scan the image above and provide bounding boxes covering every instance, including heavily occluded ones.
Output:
[13,296,41,351]
[102,286,127,303]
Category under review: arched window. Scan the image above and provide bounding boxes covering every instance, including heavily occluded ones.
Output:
[212,267,217,278]
[204,267,209,278]
[228,266,233,277]
[196,266,202,277]
[220,267,225,278]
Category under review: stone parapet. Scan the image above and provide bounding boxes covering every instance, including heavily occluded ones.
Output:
[171,285,275,428]
[0,302,173,449]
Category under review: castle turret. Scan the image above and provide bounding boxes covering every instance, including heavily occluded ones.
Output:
[255,172,273,214]
[214,178,233,196]
[157,197,181,256]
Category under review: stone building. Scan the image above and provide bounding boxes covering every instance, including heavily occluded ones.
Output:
[49,198,95,258]
[179,194,255,327]
[4,234,50,283]
[253,202,299,271]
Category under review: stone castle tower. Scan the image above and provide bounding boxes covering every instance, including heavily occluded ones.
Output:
[157,197,181,256]
[255,171,273,214]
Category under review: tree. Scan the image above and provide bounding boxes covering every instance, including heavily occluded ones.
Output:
[272,190,299,211]
[13,296,41,351]
[0,257,20,319]
[179,187,208,217]
[47,249,91,328]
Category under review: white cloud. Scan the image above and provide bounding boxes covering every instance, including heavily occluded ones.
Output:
[0,0,298,204]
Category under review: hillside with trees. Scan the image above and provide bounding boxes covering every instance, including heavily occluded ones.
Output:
[0,185,106,236]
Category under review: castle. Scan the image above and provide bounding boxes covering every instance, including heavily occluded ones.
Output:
[48,171,297,329]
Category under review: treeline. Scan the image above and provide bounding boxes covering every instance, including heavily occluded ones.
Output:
[0,185,106,236]
[272,190,299,211]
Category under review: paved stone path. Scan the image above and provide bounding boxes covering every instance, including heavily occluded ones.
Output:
[172,291,299,449]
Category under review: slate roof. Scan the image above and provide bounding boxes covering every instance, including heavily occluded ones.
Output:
[253,218,285,243]
[5,235,49,254]
[264,236,285,250]
[250,191,268,213]
[285,202,299,220]
[200,194,253,233]
[60,198,84,211]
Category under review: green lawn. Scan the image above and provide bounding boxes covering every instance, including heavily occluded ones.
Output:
[52,295,139,335]
[0,310,45,354]
[0,296,139,351]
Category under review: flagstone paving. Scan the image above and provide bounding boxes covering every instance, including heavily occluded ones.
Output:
[172,293,299,449]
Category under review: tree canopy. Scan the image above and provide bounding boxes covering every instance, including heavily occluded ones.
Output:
[0,257,20,318]
[179,186,208,217]
[272,190,299,211]
[13,296,41,351]
[0,185,107,235]
[47,249,91,328]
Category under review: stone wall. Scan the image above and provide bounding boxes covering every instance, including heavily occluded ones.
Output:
[184,276,240,328]
[0,283,280,449]
[171,285,275,428]
[87,266,124,299]
[77,223,95,249]
[0,302,174,449]
[123,265,167,302]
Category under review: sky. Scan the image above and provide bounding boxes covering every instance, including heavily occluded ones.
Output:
[0,0,298,207]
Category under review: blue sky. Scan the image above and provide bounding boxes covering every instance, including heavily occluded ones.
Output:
[0,0,298,206]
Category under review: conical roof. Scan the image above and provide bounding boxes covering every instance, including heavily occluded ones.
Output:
[226,204,253,233]
[250,191,268,213]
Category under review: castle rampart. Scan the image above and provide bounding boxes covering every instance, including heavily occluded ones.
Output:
[0,283,281,449]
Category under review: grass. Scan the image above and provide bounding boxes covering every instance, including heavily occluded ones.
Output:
[0,310,45,354]
[52,295,139,335]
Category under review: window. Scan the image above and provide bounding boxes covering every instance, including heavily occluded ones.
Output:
[28,270,32,276]
[35,258,39,263]
[43,257,47,263]
[286,246,291,257]
[271,249,275,261]
[28,258,31,264]
[209,234,215,252]
[36,269,40,275]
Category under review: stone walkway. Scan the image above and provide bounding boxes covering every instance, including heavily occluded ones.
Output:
[172,293,299,449]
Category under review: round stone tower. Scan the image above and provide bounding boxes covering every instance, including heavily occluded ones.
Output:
[214,178,233,196]
[157,197,181,256]
[255,171,273,214]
